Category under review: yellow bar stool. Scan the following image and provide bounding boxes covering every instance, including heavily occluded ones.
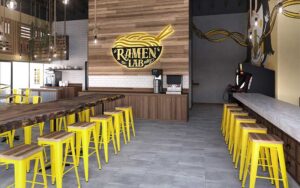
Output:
[67,113,76,125]
[78,108,91,123]
[0,144,47,188]
[115,106,136,142]
[0,130,16,148]
[67,122,101,182]
[38,131,80,188]
[22,89,31,104]
[226,110,248,146]
[224,106,243,142]
[50,114,68,132]
[221,103,238,134]
[104,110,127,152]
[232,116,256,166]
[239,123,268,181]
[242,133,289,188]
[90,115,117,163]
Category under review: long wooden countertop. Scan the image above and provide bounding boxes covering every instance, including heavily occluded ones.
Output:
[0,94,124,133]
[233,93,300,143]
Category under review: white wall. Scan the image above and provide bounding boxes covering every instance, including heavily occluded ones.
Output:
[52,20,87,90]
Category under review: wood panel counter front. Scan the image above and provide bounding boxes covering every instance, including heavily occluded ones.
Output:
[79,91,188,122]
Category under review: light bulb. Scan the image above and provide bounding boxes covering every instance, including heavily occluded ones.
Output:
[249,32,253,40]
[2,47,6,51]
[50,46,53,50]
[34,54,37,58]
[64,50,67,54]
[94,35,98,44]
[48,58,52,62]
[279,7,283,14]
[254,18,258,27]
[6,0,17,10]
[63,0,69,5]
[53,52,57,58]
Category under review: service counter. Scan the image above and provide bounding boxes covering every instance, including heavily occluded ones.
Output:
[234,93,300,185]
[79,91,189,122]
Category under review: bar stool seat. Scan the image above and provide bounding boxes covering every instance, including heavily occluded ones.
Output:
[38,131,80,188]
[242,133,288,188]
[232,116,256,165]
[0,144,47,188]
[116,106,136,142]
[90,115,117,163]
[104,110,127,151]
[224,107,243,140]
[239,123,268,180]
[227,111,248,147]
[68,122,101,182]
[221,103,238,133]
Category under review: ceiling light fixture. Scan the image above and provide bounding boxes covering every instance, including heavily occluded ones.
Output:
[62,0,69,5]
[53,51,57,58]
[6,0,17,10]
[93,0,98,44]
[279,7,283,14]
[254,17,258,26]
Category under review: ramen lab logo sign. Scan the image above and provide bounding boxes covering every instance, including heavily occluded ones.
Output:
[112,25,174,68]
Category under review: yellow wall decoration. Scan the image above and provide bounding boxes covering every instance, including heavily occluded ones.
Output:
[112,25,174,69]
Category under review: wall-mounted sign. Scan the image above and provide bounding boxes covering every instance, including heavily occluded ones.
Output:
[112,25,174,69]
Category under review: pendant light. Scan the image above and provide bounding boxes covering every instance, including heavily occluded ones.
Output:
[53,0,57,58]
[19,0,22,59]
[62,0,69,5]
[0,0,4,40]
[63,0,67,54]
[6,0,17,10]
[93,0,98,44]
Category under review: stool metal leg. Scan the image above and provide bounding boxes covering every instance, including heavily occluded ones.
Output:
[130,108,136,137]
[270,148,280,188]
[14,160,27,188]
[277,146,289,188]
[249,143,260,188]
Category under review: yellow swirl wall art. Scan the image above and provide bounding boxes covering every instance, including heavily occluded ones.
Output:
[112,25,174,69]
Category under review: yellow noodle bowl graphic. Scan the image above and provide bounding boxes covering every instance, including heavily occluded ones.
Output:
[112,25,174,68]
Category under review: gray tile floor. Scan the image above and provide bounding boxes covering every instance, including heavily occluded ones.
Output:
[0,104,298,187]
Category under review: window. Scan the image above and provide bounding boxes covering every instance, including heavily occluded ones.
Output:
[20,25,31,39]
[13,62,29,89]
[4,22,10,34]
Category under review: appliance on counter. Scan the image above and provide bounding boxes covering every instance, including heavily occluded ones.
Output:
[151,69,163,94]
[45,71,62,87]
[166,75,182,95]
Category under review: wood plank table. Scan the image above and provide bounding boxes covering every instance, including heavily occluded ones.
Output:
[0,94,124,133]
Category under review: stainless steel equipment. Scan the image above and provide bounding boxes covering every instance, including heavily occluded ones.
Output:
[45,71,62,87]
[166,75,182,95]
[152,69,163,94]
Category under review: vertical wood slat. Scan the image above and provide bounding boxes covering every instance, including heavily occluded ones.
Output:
[88,0,189,76]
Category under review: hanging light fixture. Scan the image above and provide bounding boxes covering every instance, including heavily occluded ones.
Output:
[93,0,98,44]
[6,0,17,10]
[62,0,69,5]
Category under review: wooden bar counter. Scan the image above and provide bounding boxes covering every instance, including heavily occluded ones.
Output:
[233,93,300,185]
[0,94,124,133]
[80,91,189,122]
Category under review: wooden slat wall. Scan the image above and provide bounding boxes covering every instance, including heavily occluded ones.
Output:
[88,0,189,76]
